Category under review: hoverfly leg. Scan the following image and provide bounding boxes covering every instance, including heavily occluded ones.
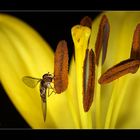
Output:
[48,87,56,97]
[48,84,56,97]
[48,90,56,97]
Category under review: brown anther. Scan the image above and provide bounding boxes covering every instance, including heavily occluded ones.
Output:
[83,49,95,112]
[54,40,69,93]
[80,16,92,28]
[95,14,110,65]
[98,59,140,84]
[130,24,140,60]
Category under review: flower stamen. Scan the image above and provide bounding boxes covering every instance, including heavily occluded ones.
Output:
[83,49,95,112]
[54,40,69,93]
[80,16,92,28]
[98,59,140,84]
[95,15,110,65]
[130,24,140,60]
[99,23,140,85]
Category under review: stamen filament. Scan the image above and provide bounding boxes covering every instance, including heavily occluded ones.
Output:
[110,78,129,128]
[104,80,120,128]
[95,51,102,128]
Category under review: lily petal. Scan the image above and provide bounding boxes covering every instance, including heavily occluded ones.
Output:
[0,13,74,128]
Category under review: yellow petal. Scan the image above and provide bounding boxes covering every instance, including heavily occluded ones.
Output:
[0,13,74,128]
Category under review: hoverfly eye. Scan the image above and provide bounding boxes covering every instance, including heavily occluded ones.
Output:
[42,74,48,79]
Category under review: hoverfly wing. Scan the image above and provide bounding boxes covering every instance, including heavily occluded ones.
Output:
[22,76,42,88]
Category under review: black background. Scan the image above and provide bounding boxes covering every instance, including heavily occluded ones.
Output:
[0,11,100,128]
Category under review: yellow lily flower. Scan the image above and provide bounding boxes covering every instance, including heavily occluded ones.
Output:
[1,11,140,129]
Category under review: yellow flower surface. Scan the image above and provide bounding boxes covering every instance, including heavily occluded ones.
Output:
[0,13,74,128]
[1,12,140,128]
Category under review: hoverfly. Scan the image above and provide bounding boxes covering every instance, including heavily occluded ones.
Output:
[22,72,55,121]
[22,40,69,122]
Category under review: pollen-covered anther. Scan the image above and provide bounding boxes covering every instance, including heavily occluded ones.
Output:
[54,40,69,93]
[95,14,110,65]
[130,23,140,60]
[83,49,95,112]
[98,59,140,84]
[80,16,92,28]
